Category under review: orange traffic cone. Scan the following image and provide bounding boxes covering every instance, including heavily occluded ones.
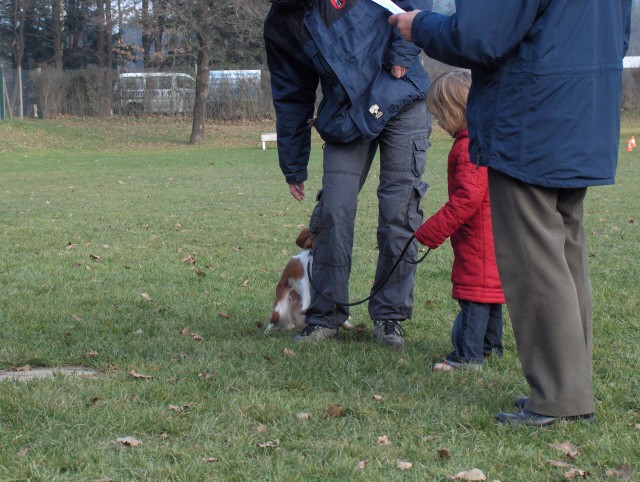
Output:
[631,136,637,147]
[626,140,633,151]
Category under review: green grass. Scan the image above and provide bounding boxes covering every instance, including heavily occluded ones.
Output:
[0,116,638,481]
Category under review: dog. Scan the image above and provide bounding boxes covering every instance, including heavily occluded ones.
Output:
[265,228,315,334]
[265,227,353,334]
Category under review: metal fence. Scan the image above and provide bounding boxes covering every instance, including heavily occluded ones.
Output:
[0,66,276,120]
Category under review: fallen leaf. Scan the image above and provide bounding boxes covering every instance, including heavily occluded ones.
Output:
[16,447,28,457]
[83,350,99,358]
[547,459,572,468]
[182,255,196,264]
[448,469,487,481]
[168,403,194,412]
[282,347,295,357]
[564,468,588,479]
[180,326,190,335]
[372,395,385,402]
[129,371,152,379]
[218,310,230,319]
[254,423,267,433]
[257,439,279,449]
[296,412,310,421]
[88,397,100,406]
[195,268,206,277]
[204,457,220,463]
[635,423,640,431]
[72,314,83,321]
[550,441,581,460]
[242,279,249,287]
[438,449,451,459]
[116,436,142,447]
[325,404,345,419]
[160,432,169,440]
[397,460,413,470]
[377,435,391,446]
[65,242,76,250]
[140,292,151,301]
[90,254,101,261]
[16,365,31,372]
[191,333,203,341]
[355,460,367,471]
[609,464,634,480]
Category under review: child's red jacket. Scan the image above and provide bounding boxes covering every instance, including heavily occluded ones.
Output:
[415,130,505,304]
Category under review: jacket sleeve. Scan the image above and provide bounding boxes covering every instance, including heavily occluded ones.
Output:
[265,36,319,185]
[411,0,543,70]
[414,144,487,249]
[387,0,432,68]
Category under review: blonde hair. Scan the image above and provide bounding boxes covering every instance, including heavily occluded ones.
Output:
[426,71,472,133]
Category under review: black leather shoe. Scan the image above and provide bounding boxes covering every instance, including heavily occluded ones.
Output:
[514,396,529,409]
[495,409,595,427]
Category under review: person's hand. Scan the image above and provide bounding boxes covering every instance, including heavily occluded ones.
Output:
[388,10,421,42]
[289,182,305,201]
[390,65,408,79]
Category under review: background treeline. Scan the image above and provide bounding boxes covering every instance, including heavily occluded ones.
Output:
[1,0,640,123]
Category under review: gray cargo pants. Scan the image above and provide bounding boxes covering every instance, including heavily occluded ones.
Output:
[307,100,430,328]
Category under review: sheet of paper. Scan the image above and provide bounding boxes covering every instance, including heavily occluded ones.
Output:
[368,0,405,15]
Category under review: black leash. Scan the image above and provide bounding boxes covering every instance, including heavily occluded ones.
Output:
[308,234,431,308]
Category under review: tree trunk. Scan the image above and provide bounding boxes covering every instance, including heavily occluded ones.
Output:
[141,0,152,68]
[52,0,64,69]
[190,40,209,145]
[96,0,105,67]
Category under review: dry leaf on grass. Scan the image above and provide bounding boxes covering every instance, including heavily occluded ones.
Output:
[372,394,385,402]
[160,432,169,440]
[242,279,249,287]
[129,371,152,379]
[282,347,296,357]
[324,404,345,419]
[547,459,572,468]
[296,412,310,421]
[182,255,196,264]
[448,468,487,481]
[83,350,99,358]
[204,457,220,463]
[195,268,206,277]
[564,468,589,479]
[90,254,101,261]
[191,333,203,341]
[254,423,267,433]
[377,435,391,446]
[355,460,367,471]
[116,436,142,447]
[550,441,580,459]
[140,292,152,301]
[438,449,452,459]
[397,460,413,470]
[257,439,280,449]
[180,326,190,335]
[16,365,31,372]
[168,403,194,412]
[218,310,230,319]
[605,464,635,480]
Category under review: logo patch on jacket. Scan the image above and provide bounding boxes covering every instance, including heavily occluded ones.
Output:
[330,0,345,9]
[369,104,383,119]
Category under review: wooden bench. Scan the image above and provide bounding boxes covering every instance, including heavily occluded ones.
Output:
[261,133,277,150]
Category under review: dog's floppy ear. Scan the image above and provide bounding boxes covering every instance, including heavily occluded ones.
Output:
[295,227,315,249]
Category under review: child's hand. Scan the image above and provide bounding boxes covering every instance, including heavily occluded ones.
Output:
[414,223,435,248]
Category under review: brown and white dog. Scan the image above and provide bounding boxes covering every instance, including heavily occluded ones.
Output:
[265,227,354,334]
[265,228,315,334]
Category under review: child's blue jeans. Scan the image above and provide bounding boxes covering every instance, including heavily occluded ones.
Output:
[445,300,503,365]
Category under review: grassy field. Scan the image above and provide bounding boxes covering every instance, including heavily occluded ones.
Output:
[0,116,638,481]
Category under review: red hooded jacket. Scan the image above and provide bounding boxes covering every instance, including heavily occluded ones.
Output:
[415,130,505,303]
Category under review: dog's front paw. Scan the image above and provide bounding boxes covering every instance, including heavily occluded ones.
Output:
[264,324,275,335]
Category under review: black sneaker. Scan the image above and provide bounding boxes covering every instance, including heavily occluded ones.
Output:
[373,320,405,348]
[293,324,338,343]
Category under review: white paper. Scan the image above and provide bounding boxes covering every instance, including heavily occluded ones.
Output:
[367,0,405,15]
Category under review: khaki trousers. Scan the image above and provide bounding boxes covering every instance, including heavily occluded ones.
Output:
[488,169,595,417]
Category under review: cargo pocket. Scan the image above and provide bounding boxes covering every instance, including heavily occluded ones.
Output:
[412,138,430,177]
[309,189,324,233]
[407,181,429,231]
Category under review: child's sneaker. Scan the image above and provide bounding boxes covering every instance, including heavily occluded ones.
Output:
[373,320,405,348]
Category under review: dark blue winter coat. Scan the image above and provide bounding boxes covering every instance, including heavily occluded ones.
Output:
[264,0,432,184]
[412,0,632,188]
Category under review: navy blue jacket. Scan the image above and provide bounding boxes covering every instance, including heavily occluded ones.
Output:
[413,0,632,188]
[265,0,432,184]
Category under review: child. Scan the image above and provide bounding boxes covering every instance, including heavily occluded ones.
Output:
[415,71,505,371]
